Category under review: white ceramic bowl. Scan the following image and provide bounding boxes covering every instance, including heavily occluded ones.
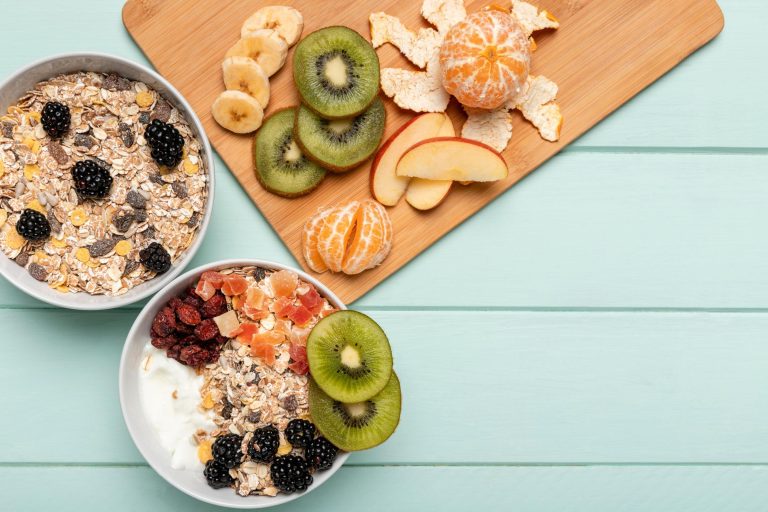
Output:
[120,260,350,509]
[0,53,215,309]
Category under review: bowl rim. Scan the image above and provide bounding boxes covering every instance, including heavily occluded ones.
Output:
[0,51,215,310]
[119,259,351,509]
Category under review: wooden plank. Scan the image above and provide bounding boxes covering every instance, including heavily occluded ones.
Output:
[4,309,768,464]
[4,466,768,511]
[122,0,724,303]
[0,1,759,149]
[1,152,767,308]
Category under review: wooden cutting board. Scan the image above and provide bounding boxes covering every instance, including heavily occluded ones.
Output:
[123,0,723,303]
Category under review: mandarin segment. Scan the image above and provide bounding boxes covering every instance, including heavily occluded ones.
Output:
[302,208,332,273]
[342,201,386,275]
[316,201,360,273]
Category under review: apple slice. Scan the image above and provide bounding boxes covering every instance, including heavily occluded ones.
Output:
[370,113,453,206]
[405,178,452,210]
[396,137,508,182]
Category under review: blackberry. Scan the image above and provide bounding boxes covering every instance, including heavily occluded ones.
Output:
[145,119,184,167]
[305,437,338,471]
[247,425,279,462]
[212,434,244,469]
[15,209,51,241]
[203,459,235,489]
[270,455,313,493]
[139,242,172,274]
[285,419,316,448]
[41,101,70,138]
[72,160,113,199]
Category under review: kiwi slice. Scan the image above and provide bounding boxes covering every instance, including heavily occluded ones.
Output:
[307,310,393,402]
[293,26,380,119]
[253,108,326,198]
[309,372,401,452]
[295,97,385,172]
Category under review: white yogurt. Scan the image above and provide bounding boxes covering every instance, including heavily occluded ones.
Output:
[138,345,215,470]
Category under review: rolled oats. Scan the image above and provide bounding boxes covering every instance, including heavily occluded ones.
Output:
[0,71,209,295]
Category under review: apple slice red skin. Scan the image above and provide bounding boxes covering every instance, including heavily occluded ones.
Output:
[396,137,509,182]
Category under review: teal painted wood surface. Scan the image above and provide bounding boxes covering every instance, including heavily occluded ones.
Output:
[1,0,767,510]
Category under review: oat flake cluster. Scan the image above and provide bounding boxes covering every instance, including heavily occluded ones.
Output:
[0,72,208,295]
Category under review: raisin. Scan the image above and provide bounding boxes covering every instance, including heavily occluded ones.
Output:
[28,263,48,282]
[186,212,200,229]
[282,396,298,412]
[194,319,219,341]
[74,133,95,148]
[88,239,117,258]
[118,122,134,147]
[151,336,178,349]
[1,121,13,139]
[127,190,146,209]
[253,267,267,282]
[47,141,68,165]
[139,112,151,124]
[14,251,30,267]
[247,411,261,424]
[221,401,233,420]
[151,306,176,337]
[47,211,62,235]
[201,293,227,318]
[112,212,135,232]
[151,98,172,123]
[123,259,139,277]
[171,181,188,198]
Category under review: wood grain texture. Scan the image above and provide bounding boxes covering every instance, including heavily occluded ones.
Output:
[1,152,767,309]
[5,466,768,512]
[122,0,724,303]
[5,309,768,464]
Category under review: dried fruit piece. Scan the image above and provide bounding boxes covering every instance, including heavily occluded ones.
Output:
[194,319,220,341]
[201,293,228,318]
[213,310,240,337]
[221,274,248,296]
[271,269,298,297]
[176,303,202,326]
[197,440,213,463]
[70,208,88,227]
[152,306,177,337]
[115,240,132,256]
[136,91,155,108]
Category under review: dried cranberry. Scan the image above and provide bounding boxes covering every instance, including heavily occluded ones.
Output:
[194,319,219,341]
[151,307,176,337]
[151,336,178,349]
[169,297,183,310]
[201,293,227,318]
[214,335,228,345]
[183,294,203,308]
[179,335,199,346]
[167,343,182,361]
[176,303,202,325]
[175,321,195,335]
[180,345,211,367]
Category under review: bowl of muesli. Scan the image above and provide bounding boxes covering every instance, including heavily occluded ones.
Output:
[0,53,214,309]
[120,260,353,508]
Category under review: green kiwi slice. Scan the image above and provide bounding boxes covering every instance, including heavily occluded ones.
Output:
[295,97,385,172]
[307,310,393,402]
[252,108,326,198]
[309,372,401,452]
[293,26,380,119]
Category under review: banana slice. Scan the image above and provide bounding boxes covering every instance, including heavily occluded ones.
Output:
[222,56,270,108]
[211,90,264,134]
[226,30,288,77]
[241,6,304,46]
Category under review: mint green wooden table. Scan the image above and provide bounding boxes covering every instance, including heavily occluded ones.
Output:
[2,1,767,510]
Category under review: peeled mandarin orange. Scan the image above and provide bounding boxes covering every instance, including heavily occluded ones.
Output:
[302,208,332,273]
[439,10,530,109]
[342,200,386,275]
[316,201,360,273]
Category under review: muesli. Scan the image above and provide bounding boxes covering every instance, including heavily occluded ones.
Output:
[0,71,208,295]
